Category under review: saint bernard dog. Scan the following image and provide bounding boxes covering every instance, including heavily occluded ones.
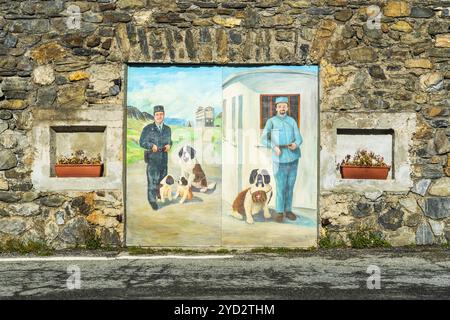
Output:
[231,169,273,224]
[178,145,216,193]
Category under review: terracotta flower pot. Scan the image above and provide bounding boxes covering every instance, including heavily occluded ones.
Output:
[340,165,390,180]
[55,164,103,177]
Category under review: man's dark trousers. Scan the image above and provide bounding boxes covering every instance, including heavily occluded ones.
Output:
[146,160,167,204]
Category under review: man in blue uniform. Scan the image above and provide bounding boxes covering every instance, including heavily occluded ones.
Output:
[261,96,303,223]
[139,105,172,211]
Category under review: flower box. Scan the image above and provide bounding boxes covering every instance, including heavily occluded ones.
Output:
[340,165,390,180]
[55,164,103,177]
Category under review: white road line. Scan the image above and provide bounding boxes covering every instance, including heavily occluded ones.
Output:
[0,257,111,262]
[117,255,234,260]
[0,255,234,262]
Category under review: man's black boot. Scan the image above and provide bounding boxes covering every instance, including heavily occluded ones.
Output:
[150,202,158,211]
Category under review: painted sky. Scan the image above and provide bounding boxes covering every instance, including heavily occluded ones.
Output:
[127,66,222,122]
[127,65,318,122]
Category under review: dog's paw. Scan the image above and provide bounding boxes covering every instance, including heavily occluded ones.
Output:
[207,182,217,190]
[230,211,243,220]
[179,200,185,204]
[200,188,207,193]
[246,218,255,225]
[264,212,271,219]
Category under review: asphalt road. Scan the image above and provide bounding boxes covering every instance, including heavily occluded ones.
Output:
[0,249,449,300]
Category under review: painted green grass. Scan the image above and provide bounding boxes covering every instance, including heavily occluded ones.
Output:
[210,126,222,155]
[171,125,197,144]
[127,140,144,166]
[126,118,222,166]
[127,118,147,165]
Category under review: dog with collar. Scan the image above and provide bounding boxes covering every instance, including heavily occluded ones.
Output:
[178,145,216,193]
[231,169,273,224]
[158,174,175,203]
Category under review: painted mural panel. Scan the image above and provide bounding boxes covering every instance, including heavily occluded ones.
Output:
[221,66,319,247]
[126,66,222,246]
[126,65,318,247]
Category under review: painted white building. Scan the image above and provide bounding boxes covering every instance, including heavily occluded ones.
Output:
[222,69,319,211]
[195,106,215,127]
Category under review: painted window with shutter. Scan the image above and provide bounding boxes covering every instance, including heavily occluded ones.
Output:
[260,94,300,129]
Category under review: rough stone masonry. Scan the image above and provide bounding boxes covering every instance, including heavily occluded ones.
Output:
[0,0,448,249]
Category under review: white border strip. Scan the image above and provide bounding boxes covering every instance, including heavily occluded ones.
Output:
[0,255,234,262]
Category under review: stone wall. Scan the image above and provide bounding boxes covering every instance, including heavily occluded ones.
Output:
[0,0,449,248]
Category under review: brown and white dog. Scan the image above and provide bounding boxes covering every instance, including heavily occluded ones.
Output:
[175,176,193,204]
[178,145,216,193]
[158,174,175,203]
[231,169,273,224]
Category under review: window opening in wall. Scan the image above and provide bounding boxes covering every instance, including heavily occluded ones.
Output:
[336,128,395,179]
[49,126,107,178]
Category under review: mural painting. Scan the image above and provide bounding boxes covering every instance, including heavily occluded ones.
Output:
[126,65,318,247]
[221,66,319,247]
[126,66,222,246]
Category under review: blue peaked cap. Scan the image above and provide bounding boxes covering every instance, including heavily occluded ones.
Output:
[275,96,289,104]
